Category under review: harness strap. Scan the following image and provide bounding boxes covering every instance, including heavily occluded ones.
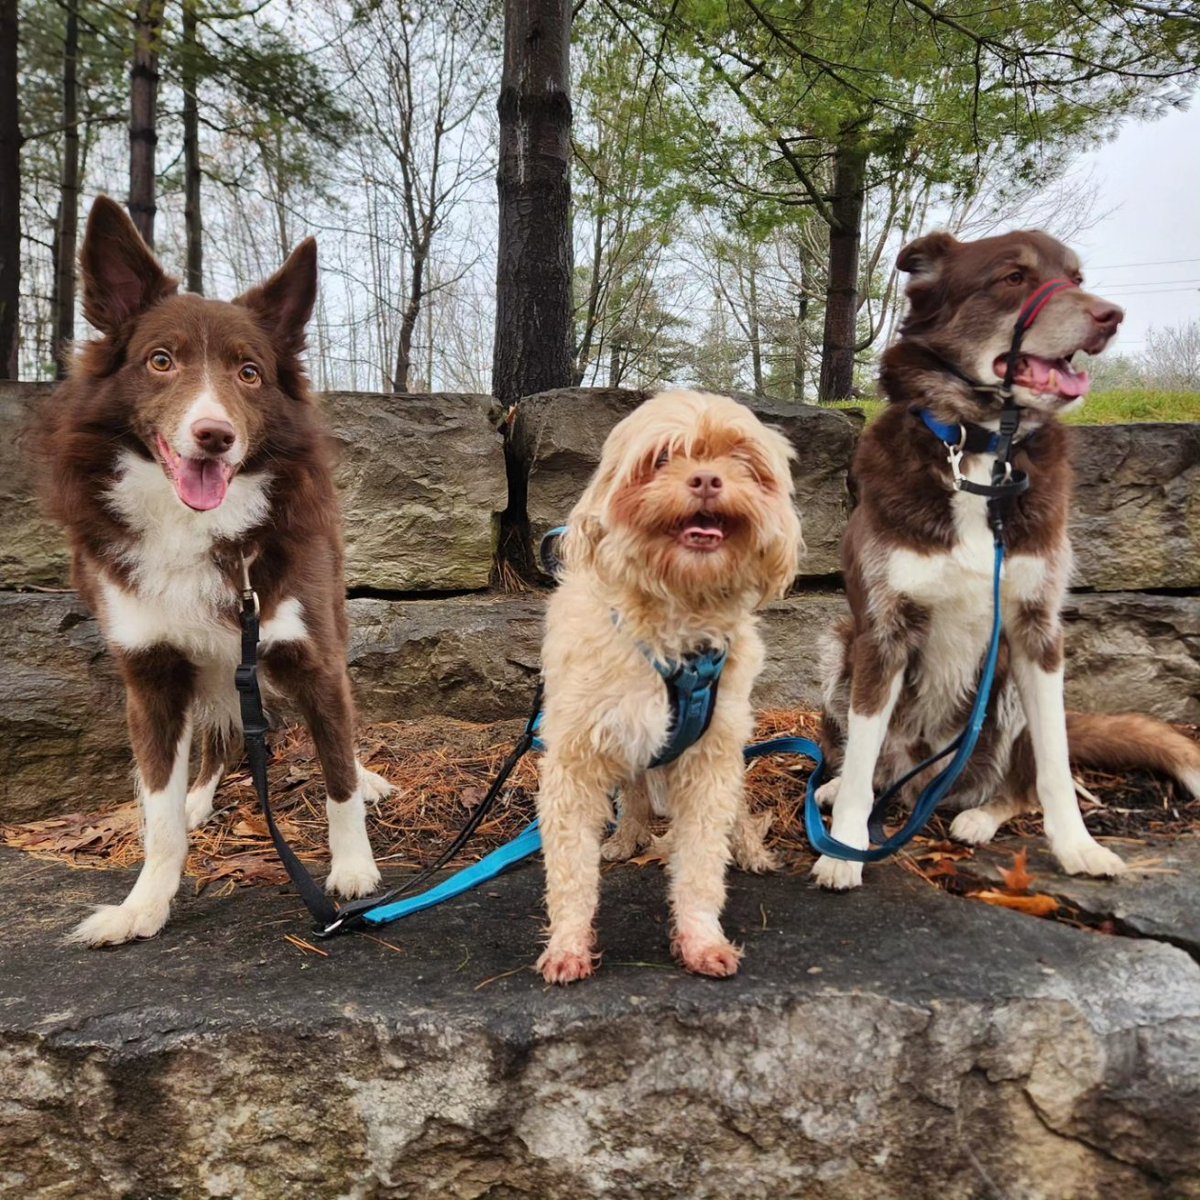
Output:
[643,642,727,768]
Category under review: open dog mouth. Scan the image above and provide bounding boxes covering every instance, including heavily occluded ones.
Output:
[675,510,726,552]
[993,353,1090,401]
[154,434,235,512]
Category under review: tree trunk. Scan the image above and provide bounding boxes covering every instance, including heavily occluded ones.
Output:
[52,0,80,377]
[747,255,763,397]
[129,0,165,248]
[572,206,605,386]
[0,0,20,379]
[492,0,573,405]
[793,281,808,403]
[393,244,426,393]
[182,0,202,293]
[493,0,572,582]
[818,134,867,402]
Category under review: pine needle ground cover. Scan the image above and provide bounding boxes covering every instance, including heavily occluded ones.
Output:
[3,711,1196,934]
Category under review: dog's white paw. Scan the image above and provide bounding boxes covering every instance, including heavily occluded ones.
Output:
[811,855,864,891]
[537,943,596,985]
[949,807,1002,846]
[814,777,841,811]
[185,789,216,831]
[68,902,169,947]
[673,933,741,978]
[357,765,395,803]
[325,856,382,899]
[1052,837,1125,879]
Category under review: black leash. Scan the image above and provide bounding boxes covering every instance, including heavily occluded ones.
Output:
[234,561,545,937]
[234,573,340,928]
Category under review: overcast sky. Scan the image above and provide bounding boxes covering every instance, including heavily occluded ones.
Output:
[1069,101,1200,355]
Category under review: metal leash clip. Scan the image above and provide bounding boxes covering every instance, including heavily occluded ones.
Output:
[945,426,968,491]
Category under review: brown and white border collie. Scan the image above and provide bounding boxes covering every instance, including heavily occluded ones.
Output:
[44,196,390,944]
[813,229,1200,891]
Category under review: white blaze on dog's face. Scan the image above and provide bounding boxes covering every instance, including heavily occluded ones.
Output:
[78,197,317,512]
[896,229,1124,418]
[565,390,804,604]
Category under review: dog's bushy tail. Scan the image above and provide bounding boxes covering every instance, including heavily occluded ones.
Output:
[1067,712,1200,797]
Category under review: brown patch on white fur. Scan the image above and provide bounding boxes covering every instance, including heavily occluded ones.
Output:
[815,229,1198,891]
[536,390,803,983]
[42,196,391,946]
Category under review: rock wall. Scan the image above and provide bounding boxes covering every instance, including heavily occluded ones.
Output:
[0,380,1196,821]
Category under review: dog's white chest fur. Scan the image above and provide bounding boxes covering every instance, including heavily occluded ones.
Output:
[98,451,272,663]
[885,457,1000,734]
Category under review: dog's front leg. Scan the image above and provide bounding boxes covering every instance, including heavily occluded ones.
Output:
[662,734,745,977]
[262,645,381,899]
[811,639,904,891]
[70,646,195,945]
[1009,637,1124,878]
[536,752,613,984]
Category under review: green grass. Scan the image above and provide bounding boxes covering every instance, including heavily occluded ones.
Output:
[827,389,1200,426]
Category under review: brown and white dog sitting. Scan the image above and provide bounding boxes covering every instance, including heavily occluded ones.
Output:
[44,196,391,945]
[813,229,1200,891]
[536,390,804,983]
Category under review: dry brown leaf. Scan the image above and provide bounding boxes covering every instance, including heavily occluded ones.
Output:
[629,849,668,868]
[998,847,1034,894]
[973,889,1058,917]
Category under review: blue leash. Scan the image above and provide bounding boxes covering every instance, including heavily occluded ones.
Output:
[361,536,1005,922]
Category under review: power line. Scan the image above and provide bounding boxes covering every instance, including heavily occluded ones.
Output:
[1089,256,1200,270]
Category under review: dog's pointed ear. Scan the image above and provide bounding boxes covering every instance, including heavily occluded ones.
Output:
[896,231,958,280]
[80,196,178,334]
[236,237,318,359]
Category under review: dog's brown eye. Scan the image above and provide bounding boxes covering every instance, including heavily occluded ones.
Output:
[654,448,670,469]
[147,349,174,373]
[1004,270,1024,286]
[238,363,261,386]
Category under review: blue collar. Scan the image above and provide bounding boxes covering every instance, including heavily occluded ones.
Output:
[919,408,1001,453]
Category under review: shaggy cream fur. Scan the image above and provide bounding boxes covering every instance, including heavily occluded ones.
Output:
[535,390,804,984]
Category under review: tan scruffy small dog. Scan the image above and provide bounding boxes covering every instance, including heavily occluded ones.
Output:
[535,390,804,984]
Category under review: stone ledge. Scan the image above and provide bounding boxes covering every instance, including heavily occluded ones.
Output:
[2,588,1196,821]
[2,847,1198,1199]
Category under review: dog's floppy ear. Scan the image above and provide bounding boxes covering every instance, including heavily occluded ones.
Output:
[80,196,178,335]
[236,237,318,360]
[896,231,958,280]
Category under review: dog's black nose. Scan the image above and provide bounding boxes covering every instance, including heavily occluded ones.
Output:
[688,470,722,498]
[191,418,236,455]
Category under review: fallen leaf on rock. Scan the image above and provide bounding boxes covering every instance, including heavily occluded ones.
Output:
[973,889,1059,917]
[999,847,1034,894]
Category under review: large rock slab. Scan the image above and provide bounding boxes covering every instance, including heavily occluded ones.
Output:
[510,387,859,579]
[0,384,507,592]
[326,390,505,591]
[2,847,1199,1198]
[346,593,544,724]
[0,381,66,587]
[3,588,1197,821]
[1062,591,1200,723]
[1071,422,1200,591]
[0,593,128,823]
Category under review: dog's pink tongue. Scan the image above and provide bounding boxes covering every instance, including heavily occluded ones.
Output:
[1012,355,1091,399]
[175,458,231,511]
